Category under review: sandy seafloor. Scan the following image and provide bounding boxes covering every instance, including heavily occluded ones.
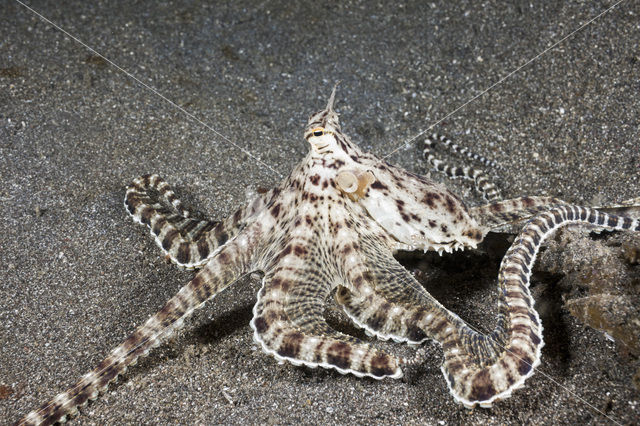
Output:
[1,1,639,424]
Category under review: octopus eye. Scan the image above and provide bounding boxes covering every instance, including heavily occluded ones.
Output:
[312,127,325,137]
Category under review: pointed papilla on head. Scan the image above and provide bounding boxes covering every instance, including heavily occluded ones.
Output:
[305,83,342,137]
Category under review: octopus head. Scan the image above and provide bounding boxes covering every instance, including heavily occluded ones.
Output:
[303,87,485,253]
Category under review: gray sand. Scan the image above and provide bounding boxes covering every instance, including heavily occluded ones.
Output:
[2,1,639,424]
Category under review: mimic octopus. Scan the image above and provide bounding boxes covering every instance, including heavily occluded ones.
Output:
[17,87,640,425]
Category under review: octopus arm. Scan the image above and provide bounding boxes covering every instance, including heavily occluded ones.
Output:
[335,237,435,345]
[125,174,269,269]
[469,196,569,231]
[339,206,640,408]
[250,263,402,380]
[17,238,252,426]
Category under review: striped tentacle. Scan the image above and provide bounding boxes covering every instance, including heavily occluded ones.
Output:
[125,174,266,269]
[251,239,403,380]
[334,234,432,345]
[336,284,428,345]
[337,206,638,407]
[469,196,569,231]
[471,196,640,232]
[592,196,640,218]
[426,133,500,169]
[436,206,639,408]
[17,239,251,426]
[423,134,501,202]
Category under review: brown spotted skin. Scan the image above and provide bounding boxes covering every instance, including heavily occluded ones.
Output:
[17,88,640,424]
